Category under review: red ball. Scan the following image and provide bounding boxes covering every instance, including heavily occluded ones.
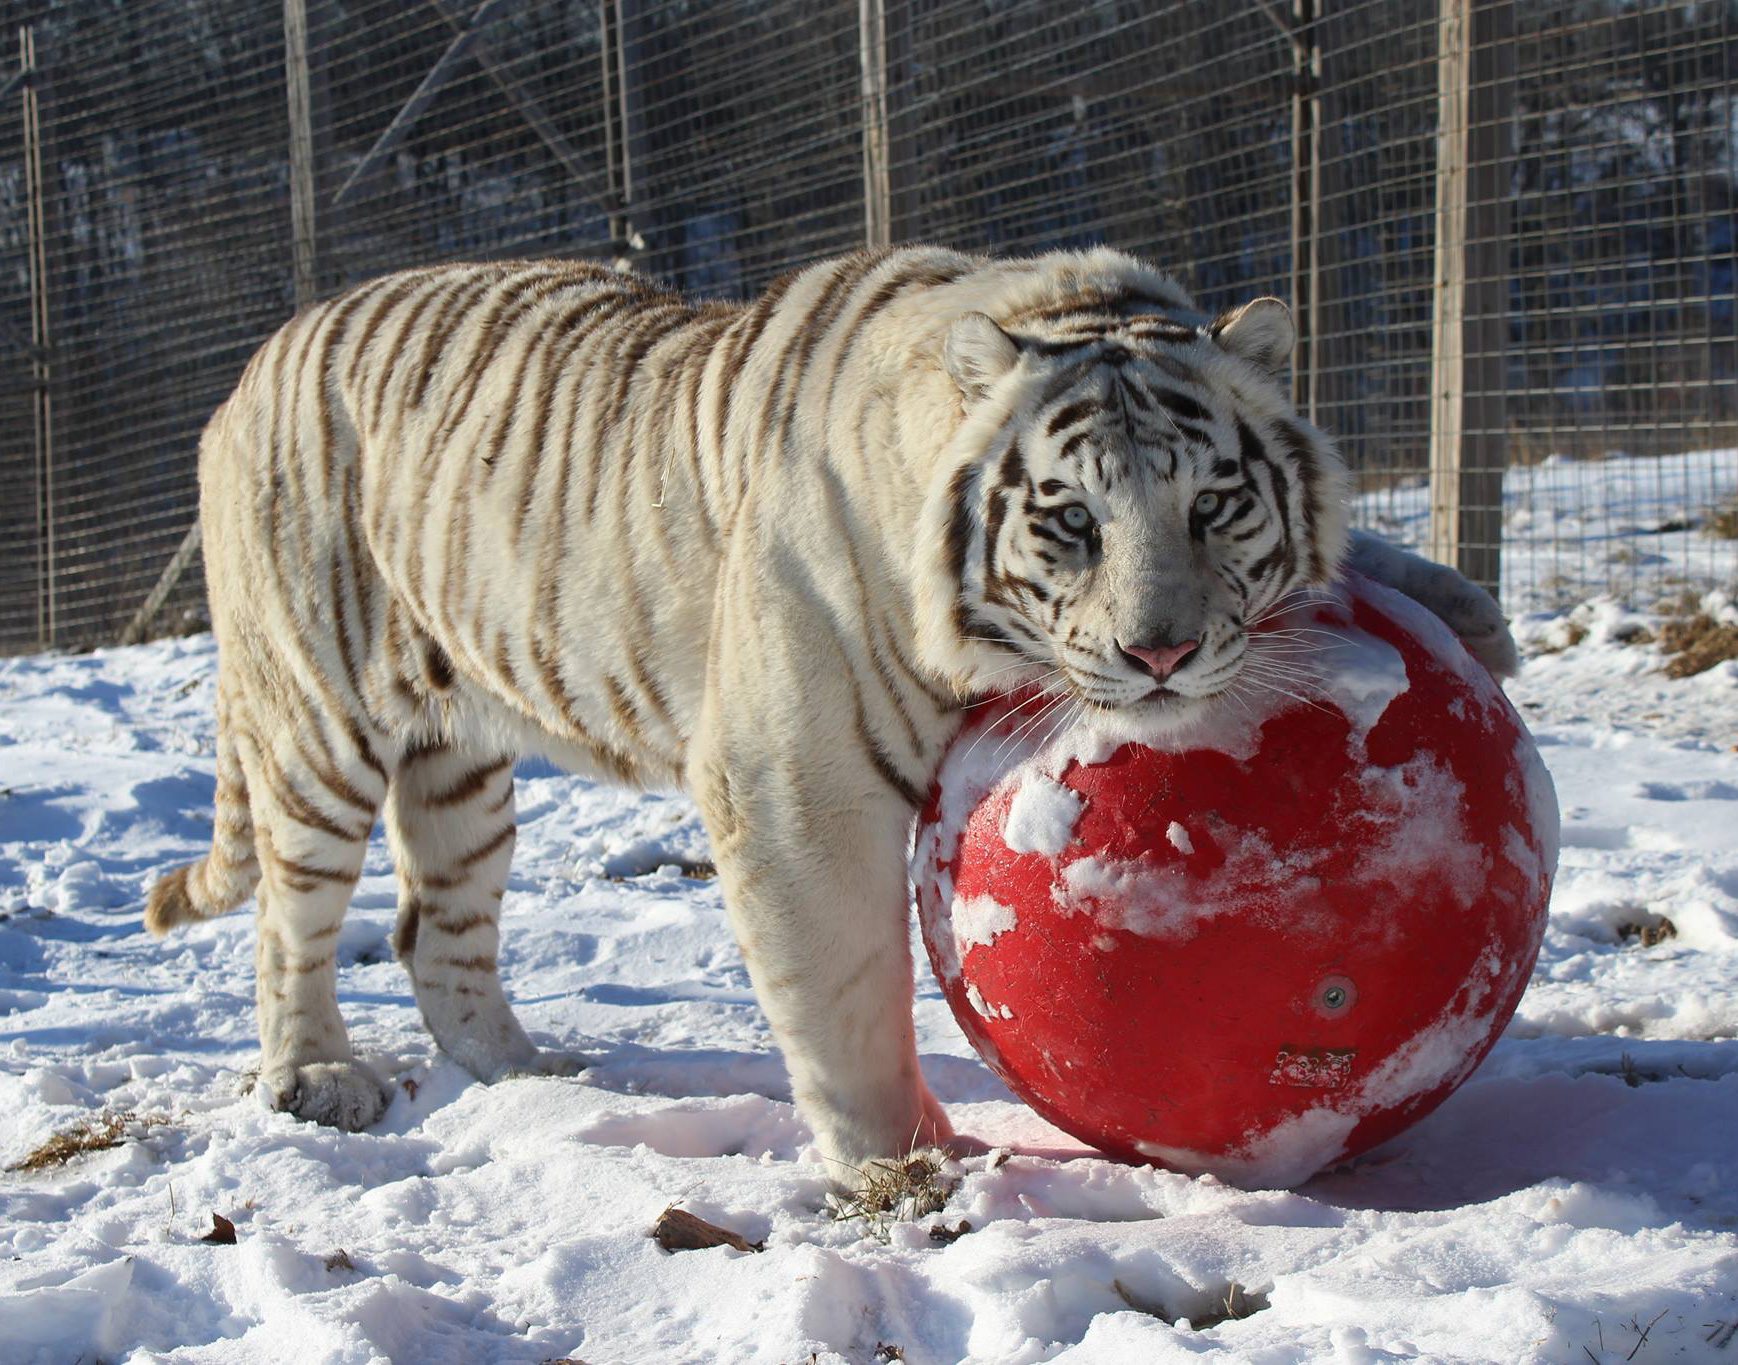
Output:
[914,571,1558,1188]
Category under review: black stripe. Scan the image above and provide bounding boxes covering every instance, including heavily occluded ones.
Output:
[943,461,979,632]
[1045,399,1099,436]
[1152,388,1212,425]
[1239,418,1296,577]
[1277,419,1326,580]
[983,486,1010,592]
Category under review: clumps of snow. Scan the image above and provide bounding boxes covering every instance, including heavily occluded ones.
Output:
[953,895,1017,958]
[1501,824,1543,885]
[965,983,1014,1021]
[1137,1105,1362,1191]
[33,861,130,913]
[1308,617,1409,743]
[1349,754,1485,909]
[566,792,712,880]
[1057,751,1485,941]
[1357,986,1506,1111]
[1164,821,1193,855]
[1000,774,1082,857]
[1057,827,1297,943]
[1516,731,1562,881]
[925,893,1018,985]
[1532,596,1657,654]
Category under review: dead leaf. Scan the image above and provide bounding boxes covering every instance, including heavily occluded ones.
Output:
[651,1205,762,1253]
[202,1212,237,1244]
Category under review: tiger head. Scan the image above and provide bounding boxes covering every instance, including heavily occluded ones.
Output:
[915,281,1350,727]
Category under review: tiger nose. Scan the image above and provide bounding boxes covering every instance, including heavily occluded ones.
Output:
[1118,638,1199,681]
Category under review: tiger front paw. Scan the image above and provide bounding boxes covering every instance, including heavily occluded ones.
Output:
[258,1059,391,1131]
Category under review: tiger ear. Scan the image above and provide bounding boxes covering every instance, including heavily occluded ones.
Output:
[1208,297,1294,373]
[943,312,1020,401]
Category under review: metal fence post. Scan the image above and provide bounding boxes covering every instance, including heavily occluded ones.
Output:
[286,0,318,309]
[21,24,53,649]
[860,0,891,250]
[1288,0,1321,424]
[1428,0,1512,596]
[614,0,649,267]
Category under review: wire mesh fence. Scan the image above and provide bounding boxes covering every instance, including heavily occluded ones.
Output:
[0,0,1734,656]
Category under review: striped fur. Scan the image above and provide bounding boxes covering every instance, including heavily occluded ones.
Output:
[147,246,1514,1170]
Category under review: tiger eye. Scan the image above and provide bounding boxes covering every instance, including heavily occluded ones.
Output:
[1060,504,1093,533]
[1193,491,1222,517]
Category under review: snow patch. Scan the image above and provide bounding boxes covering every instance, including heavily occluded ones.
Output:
[1001,774,1082,857]
[927,892,1017,985]
[1311,618,1410,742]
[953,894,1017,957]
[1137,1105,1362,1190]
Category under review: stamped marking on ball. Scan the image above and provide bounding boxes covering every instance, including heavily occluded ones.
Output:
[1270,1047,1357,1089]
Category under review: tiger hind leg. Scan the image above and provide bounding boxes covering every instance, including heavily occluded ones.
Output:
[238,705,394,1130]
[386,742,585,1081]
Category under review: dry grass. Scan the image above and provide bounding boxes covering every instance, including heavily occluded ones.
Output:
[826,1151,958,1241]
[1617,914,1678,949]
[605,857,717,883]
[1192,1283,1270,1330]
[1703,497,1738,540]
[4,1111,165,1173]
[1659,612,1738,678]
[1533,619,1590,656]
[1112,1278,1269,1329]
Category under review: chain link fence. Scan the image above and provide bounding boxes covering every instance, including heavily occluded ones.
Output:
[1,0,1734,655]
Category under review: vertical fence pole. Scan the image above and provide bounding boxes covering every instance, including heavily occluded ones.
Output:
[1288,0,1321,423]
[599,1,626,259]
[285,0,318,309]
[859,0,891,250]
[21,24,53,649]
[1429,0,1511,594]
[614,0,649,268]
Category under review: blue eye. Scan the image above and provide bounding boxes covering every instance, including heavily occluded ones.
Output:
[1193,491,1223,518]
[1059,504,1094,534]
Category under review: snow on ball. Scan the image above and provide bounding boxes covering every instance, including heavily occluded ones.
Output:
[912,571,1559,1189]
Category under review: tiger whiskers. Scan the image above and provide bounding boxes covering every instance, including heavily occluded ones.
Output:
[956,672,1066,768]
[1034,696,1085,755]
[1246,586,1335,629]
[1228,664,1334,717]
[971,660,1061,694]
[988,689,1075,769]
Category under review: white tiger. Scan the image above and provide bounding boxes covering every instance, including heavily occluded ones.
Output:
[145,245,1517,1177]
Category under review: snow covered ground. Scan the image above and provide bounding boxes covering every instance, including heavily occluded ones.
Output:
[1355,447,1738,616]
[2,514,1737,1361]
